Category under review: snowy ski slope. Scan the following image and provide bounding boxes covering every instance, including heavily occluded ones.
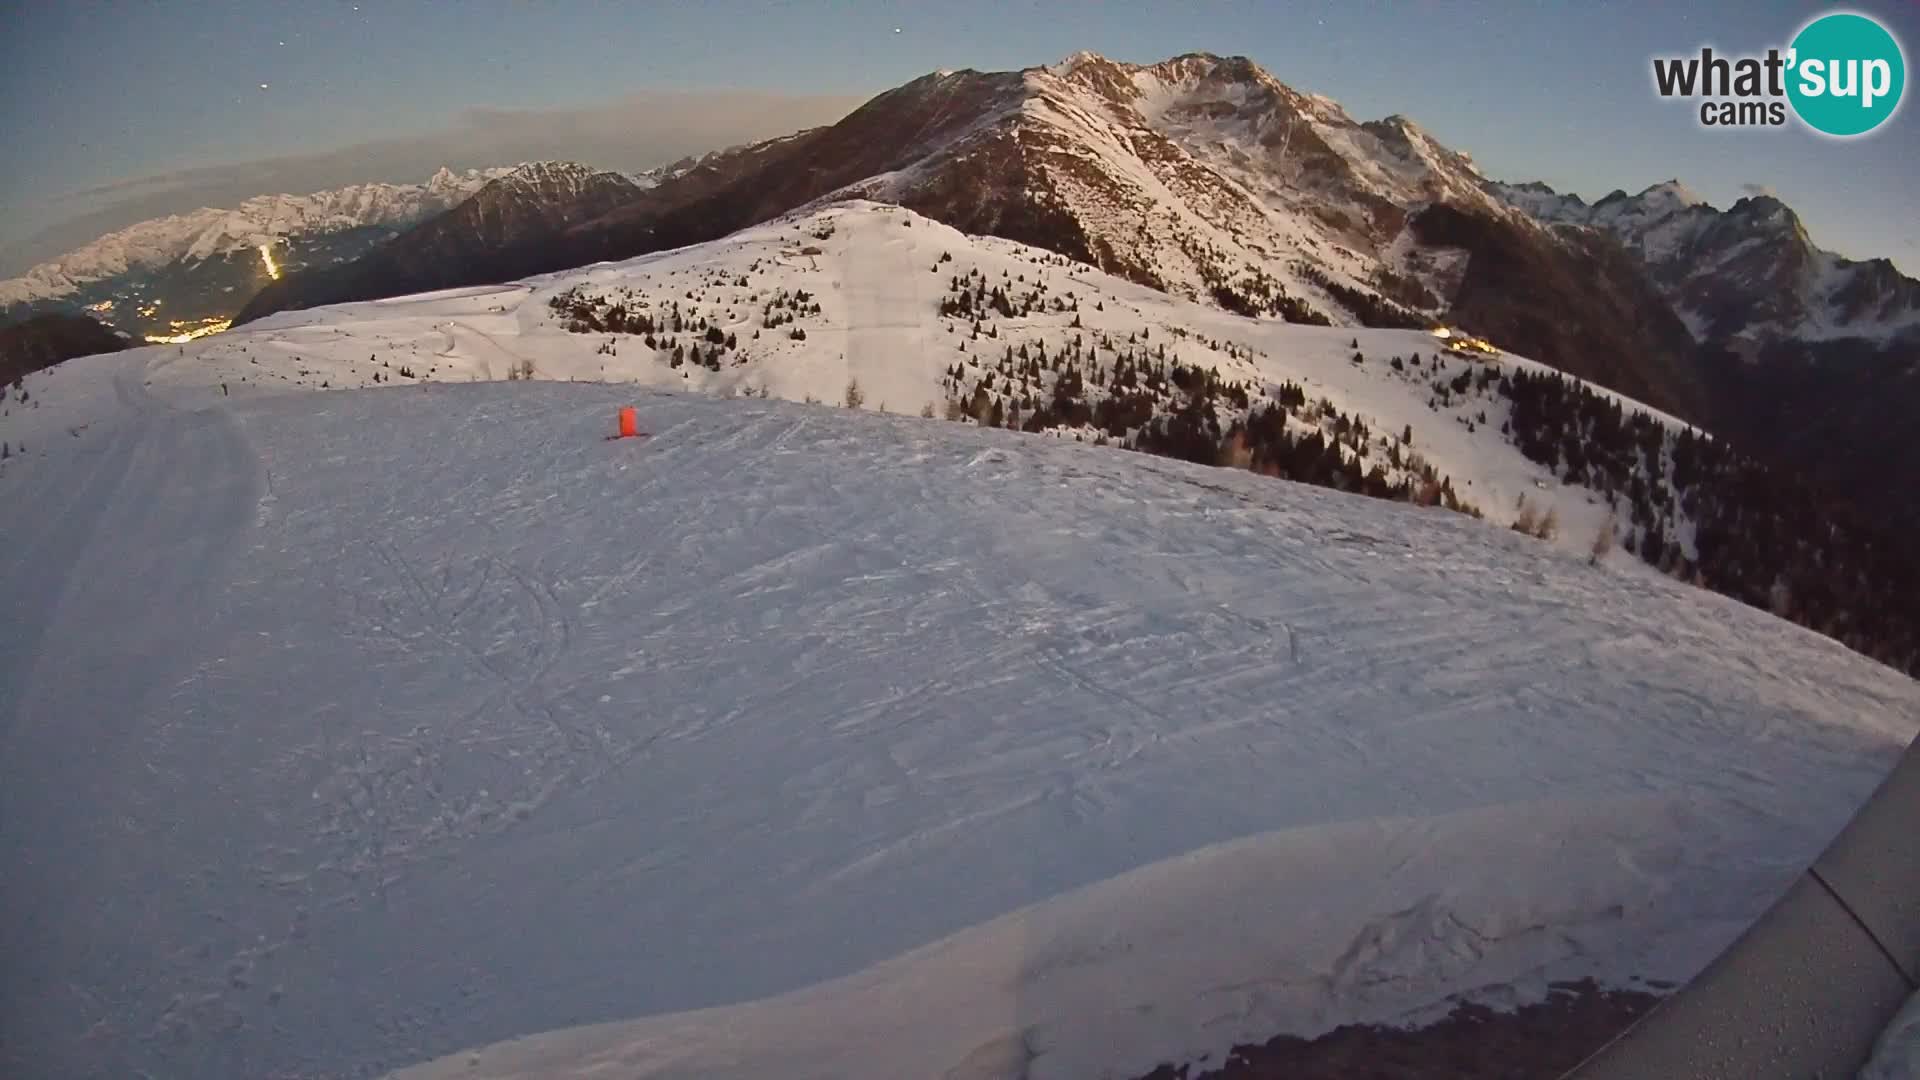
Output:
[99,201,1695,559]
[1,338,1915,1078]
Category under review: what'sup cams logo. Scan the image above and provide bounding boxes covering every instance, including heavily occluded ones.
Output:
[1652,10,1906,136]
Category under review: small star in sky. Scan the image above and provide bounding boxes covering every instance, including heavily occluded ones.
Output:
[259,83,270,91]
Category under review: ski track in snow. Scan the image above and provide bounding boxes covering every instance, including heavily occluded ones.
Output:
[2,353,265,1072]
[2,260,1918,1076]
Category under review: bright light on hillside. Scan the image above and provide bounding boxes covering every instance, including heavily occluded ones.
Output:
[144,318,232,344]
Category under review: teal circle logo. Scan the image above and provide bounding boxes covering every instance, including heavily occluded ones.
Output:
[1787,12,1906,136]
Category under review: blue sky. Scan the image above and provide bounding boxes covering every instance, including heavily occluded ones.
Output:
[3,1,1917,272]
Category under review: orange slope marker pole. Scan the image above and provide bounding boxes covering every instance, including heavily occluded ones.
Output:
[610,406,649,441]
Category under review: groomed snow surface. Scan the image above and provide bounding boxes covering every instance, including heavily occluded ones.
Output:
[2,342,1916,1080]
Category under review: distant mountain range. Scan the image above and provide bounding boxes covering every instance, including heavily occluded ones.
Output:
[0,167,512,339]
[1486,179,1920,346]
[233,162,649,321]
[17,51,1920,525]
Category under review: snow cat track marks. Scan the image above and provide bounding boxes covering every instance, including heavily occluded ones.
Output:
[0,407,148,720]
[1032,645,1173,771]
[580,412,812,611]
[440,554,495,625]
[110,353,158,411]
[813,620,1041,748]
[1,355,268,1076]
[317,541,596,878]
[359,545,570,728]
[491,556,587,756]
[365,541,508,686]
[805,786,1064,894]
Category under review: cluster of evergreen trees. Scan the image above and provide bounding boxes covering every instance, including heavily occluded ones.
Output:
[1498,367,1920,675]
[1178,231,1337,326]
[1295,264,1428,329]
[1213,399,1472,507]
[550,287,656,336]
[938,330,1478,519]
[547,286,752,374]
[760,288,819,329]
[938,311,1918,673]
[1203,268,1332,325]
[938,267,1074,322]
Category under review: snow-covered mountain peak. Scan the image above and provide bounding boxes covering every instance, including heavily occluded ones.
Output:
[1586,184,1710,237]
[428,162,644,238]
[493,160,612,192]
[1050,51,1312,124]
[1638,179,1708,210]
[424,165,476,200]
[1047,49,1112,76]
[1360,114,1486,187]
[628,156,702,190]
[1058,51,1494,214]
[1136,52,1275,95]
[743,50,1556,333]
[1726,192,1800,230]
[1483,179,1590,224]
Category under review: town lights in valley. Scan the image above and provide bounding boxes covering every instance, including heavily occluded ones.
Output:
[144,319,233,344]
